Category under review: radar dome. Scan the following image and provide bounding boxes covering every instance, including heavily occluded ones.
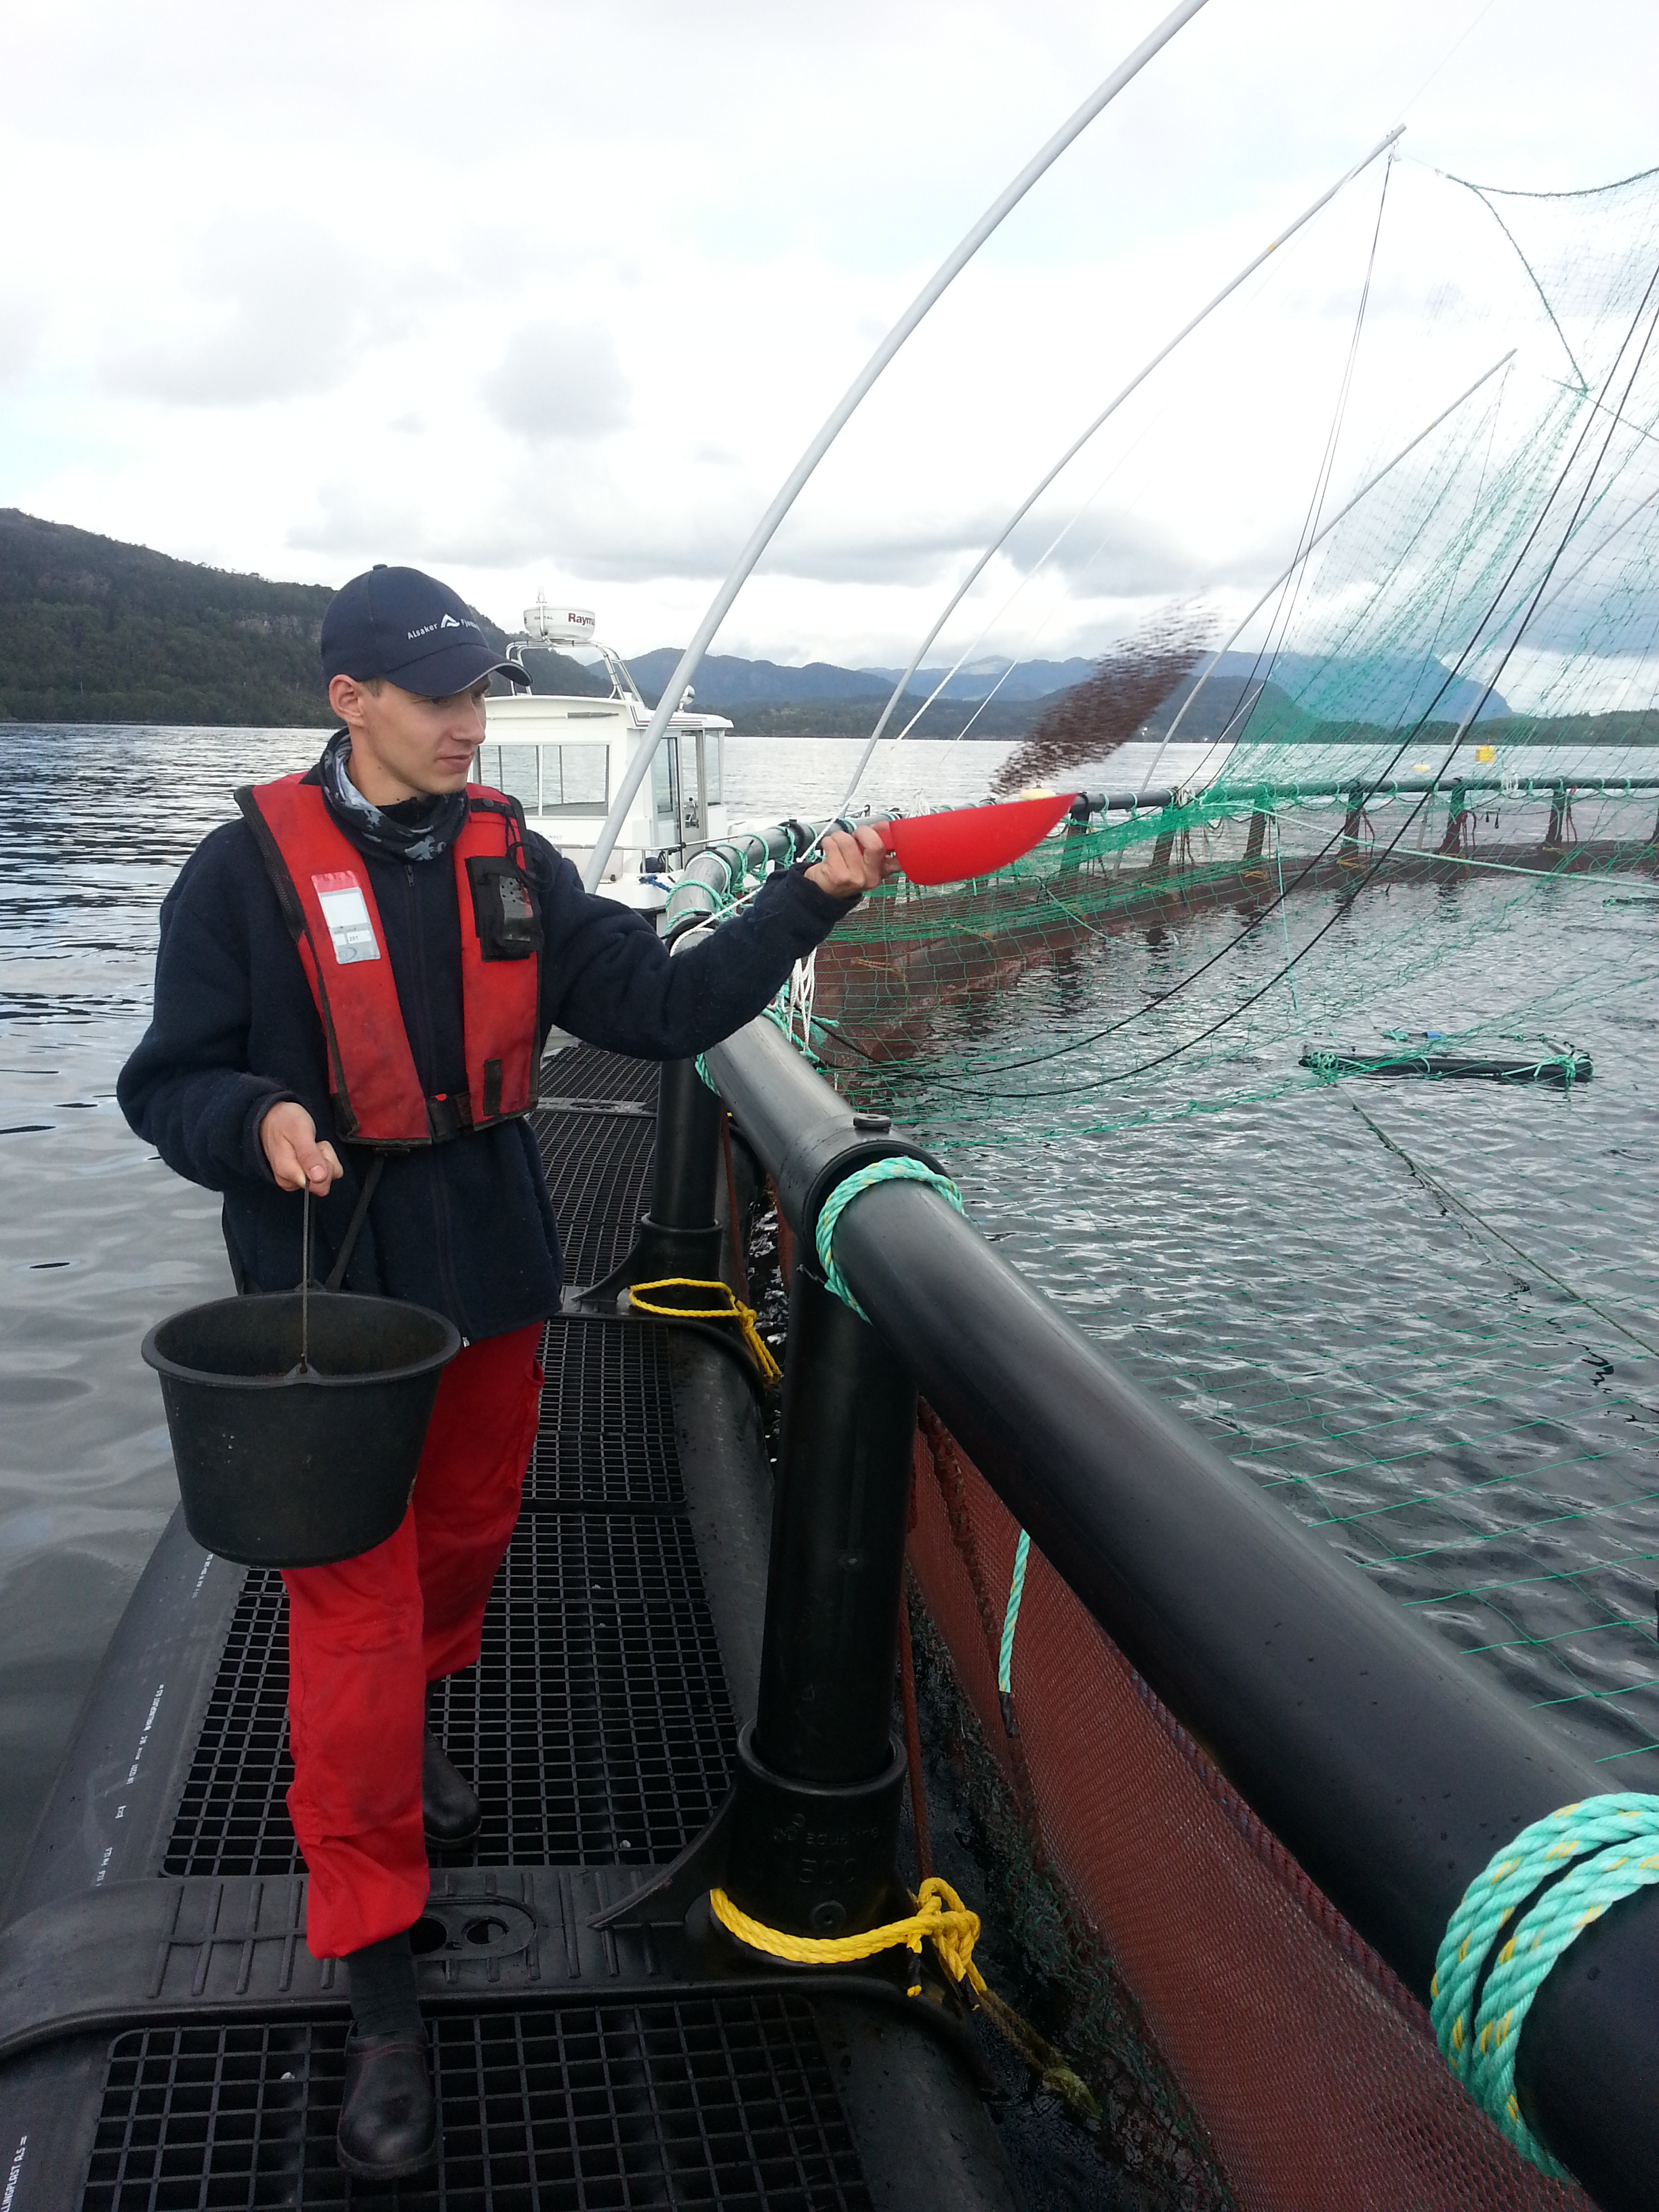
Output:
[524,594,596,646]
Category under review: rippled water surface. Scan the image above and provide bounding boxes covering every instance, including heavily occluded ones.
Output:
[863,818,1659,1775]
[2,723,1656,1895]
[0,726,321,1888]
[0,726,1020,1889]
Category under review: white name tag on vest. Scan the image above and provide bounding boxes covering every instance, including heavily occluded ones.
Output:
[312,872,380,964]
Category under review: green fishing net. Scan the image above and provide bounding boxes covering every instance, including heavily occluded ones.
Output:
[733,161,1659,1771]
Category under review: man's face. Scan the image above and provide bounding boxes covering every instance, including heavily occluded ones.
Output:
[327,673,491,804]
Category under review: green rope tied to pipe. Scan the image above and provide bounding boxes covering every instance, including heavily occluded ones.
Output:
[1431,1792,1659,2175]
[998,1528,1032,1696]
[693,1054,718,1093]
[764,995,823,1067]
[814,1157,966,1319]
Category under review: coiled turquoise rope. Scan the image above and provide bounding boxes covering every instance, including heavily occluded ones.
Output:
[1431,1792,1659,2175]
[815,1157,966,1319]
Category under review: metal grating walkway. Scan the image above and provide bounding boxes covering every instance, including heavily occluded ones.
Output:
[533,1036,661,1292]
[535,1109,657,1291]
[91,1046,878,2209]
[541,1042,663,1107]
[85,1999,873,2211]
[162,1321,737,1878]
[162,1568,295,1878]
[431,1502,735,1867]
[528,1319,681,1511]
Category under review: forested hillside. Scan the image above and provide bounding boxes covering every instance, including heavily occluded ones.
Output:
[0,510,338,724]
[0,510,1063,732]
[10,508,1635,746]
[0,512,505,726]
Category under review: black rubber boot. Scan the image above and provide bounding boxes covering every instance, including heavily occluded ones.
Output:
[422,1732,481,1850]
[337,2032,437,2178]
[339,1931,436,2178]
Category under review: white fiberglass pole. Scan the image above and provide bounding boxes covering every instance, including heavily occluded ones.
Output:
[1137,350,1517,794]
[581,0,1212,891]
[838,125,1406,812]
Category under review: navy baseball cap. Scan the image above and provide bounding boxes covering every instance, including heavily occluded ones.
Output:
[321,565,531,698]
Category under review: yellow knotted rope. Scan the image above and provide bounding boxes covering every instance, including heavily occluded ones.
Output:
[711,1875,981,1990]
[709,1877,1101,2128]
[628,1277,783,1385]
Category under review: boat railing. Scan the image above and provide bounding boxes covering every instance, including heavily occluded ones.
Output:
[631,1007,1657,2209]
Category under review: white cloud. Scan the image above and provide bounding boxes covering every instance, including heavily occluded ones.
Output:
[3,1,1659,670]
[287,478,428,564]
[0,291,46,386]
[101,214,423,407]
[481,323,630,442]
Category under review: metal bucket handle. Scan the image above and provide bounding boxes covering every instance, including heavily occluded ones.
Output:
[291,1153,386,1305]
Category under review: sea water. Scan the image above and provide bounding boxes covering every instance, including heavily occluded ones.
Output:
[1,724,1655,1892]
[0,724,1018,1885]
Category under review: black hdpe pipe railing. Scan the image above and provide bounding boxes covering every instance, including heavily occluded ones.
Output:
[701,1011,1656,2212]
[577,986,726,1300]
[593,1035,921,1944]
[1069,768,1659,823]
[636,1057,724,1278]
[725,1258,918,1936]
[752,1265,916,1785]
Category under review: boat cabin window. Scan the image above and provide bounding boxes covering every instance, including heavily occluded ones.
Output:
[676,729,723,832]
[488,742,539,814]
[477,741,610,815]
[689,730,722,805]
[552,743,609,811]
[651,735,681,835]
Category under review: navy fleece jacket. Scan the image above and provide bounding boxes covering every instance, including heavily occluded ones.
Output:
[119,771,854,1338]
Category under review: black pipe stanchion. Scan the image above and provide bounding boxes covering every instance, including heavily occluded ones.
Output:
[648,1059,722,1242]
[722,1258,918,1937]
[585,1059,724,1296]
[590,1031,928,1943]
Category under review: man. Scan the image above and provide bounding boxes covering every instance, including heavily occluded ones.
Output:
[119,565,887,2179]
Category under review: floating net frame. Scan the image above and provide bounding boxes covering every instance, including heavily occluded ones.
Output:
[714,159,1659,2205]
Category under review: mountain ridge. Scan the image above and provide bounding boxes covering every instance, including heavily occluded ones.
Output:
[624,645,1096,710]
[0,509,1570,741]
[0,509,510,725]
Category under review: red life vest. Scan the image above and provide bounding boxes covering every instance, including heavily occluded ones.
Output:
[237,773,542,1146]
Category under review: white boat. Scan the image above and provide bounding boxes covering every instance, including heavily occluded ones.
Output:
[481,595,733,914]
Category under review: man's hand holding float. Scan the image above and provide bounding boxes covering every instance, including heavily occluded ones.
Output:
[804,824,896,897]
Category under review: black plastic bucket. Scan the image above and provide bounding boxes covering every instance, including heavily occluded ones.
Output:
[142,1292,462,1568]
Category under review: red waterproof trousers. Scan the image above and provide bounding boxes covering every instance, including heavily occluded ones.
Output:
[282,1322,544,1958]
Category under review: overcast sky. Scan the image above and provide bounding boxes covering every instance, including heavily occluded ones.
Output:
[5,0,1658,670]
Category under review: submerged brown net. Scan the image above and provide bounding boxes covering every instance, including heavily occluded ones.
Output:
[905,1410,1593,2212]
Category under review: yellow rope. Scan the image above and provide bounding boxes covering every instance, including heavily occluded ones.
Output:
[710,1876,982,1992]
[629,1277,783,1385]
[708,1877,1102,2127]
